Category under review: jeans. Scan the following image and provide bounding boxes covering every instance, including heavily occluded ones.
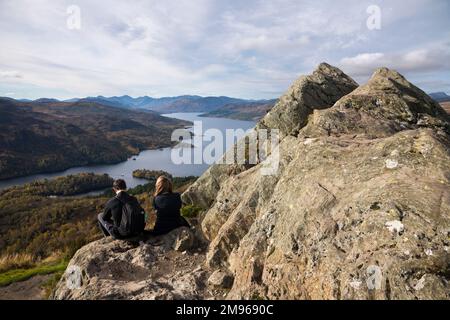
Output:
[97,213,120,239]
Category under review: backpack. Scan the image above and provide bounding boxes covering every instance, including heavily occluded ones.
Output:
[116,195,146,236]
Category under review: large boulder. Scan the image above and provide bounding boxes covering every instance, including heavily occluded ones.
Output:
[52,228,208,300]
[182,63,358,211]
[302,67,450,138]
[258,62,358,137]
[183,64,450,300]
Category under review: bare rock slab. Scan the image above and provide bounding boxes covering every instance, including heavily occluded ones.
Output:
[52,227,208,300]
[208,270,234,289]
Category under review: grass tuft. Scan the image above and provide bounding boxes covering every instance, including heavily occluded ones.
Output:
[181,205,203,219]
[0,253,37,273]
[0,261,68,287]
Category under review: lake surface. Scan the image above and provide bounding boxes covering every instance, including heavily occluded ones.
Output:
[0,113,255,191]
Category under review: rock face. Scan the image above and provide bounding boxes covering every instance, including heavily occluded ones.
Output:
[302,67,450,138]
[183,64,450,300]
[208,270,234,289]
[53,228,209,300]
[258,62,359,137]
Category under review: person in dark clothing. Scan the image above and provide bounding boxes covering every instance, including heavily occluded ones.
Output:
[98,179,144,239]
[149,176,190,236]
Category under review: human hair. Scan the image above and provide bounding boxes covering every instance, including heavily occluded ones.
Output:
[113,179,127,191]
[154,176,173,196]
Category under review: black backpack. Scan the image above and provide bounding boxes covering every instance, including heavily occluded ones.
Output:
[117,195,146,236]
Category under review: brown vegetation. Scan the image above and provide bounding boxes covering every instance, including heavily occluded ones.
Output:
[441,101,450,114]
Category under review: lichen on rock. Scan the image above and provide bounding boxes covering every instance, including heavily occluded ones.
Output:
[52,227,210,300]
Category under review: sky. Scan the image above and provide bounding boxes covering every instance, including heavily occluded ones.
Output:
[0,0,449,100]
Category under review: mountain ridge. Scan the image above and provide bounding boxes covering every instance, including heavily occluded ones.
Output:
[5,91,447,114]
[199,99,277,121]
[429,92,450,103]
[2,95,276,114]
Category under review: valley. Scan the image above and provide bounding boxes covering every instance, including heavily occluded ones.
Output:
[0,85,448,300]
[0,113,255,191]
[0,111,253,299]
[0,98,191,180]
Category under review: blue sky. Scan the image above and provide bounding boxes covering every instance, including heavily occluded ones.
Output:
[0,0,449,100]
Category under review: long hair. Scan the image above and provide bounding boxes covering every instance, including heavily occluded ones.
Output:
[154,176,173,196]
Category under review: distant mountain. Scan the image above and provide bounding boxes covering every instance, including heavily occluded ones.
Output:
[63,98,80,103]
[33,98,61,104]
[72,96,132,109]
[429,92,450,102]
[0,98,190,180]
[61,95,275,113]
[2,95,277,114]
[200,99,277,121]
[145,96,243,113]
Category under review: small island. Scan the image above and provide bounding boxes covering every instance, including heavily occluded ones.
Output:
[2,173,113,197]
[132,169,173,181]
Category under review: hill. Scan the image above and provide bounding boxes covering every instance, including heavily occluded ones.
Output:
[0,173,196,261]
[0,98,190,180]
[75,95,273,113]
[1,95,278,114]
[441,102,450,114]
[199,100,277,121]
[0,174,113,261]
[429,92,450,103]
[0,173,198,299]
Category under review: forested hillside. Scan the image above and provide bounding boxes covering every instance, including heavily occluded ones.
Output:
[0,98,190,180]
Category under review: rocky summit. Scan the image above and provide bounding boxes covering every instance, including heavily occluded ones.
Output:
[52,228,211,300]
[55,63,450,300]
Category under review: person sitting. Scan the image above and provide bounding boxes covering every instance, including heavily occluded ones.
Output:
[148,176,190,236]
[98,179,146,239]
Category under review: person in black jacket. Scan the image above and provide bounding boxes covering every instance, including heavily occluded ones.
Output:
[149,176,190,236]
[98,179,141,239]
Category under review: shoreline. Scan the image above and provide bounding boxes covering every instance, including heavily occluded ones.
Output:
[0,113,255,191]
[0,120,194,187]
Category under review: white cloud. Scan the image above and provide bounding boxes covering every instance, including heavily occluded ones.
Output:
[339,44,450,77]
[0,70,23,79]
[0,0,449,99]
[341,53,385,71]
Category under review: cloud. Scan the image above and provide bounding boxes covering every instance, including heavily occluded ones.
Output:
[0,70,23,79]
[0,0,449,99]
[339,44,450,77]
